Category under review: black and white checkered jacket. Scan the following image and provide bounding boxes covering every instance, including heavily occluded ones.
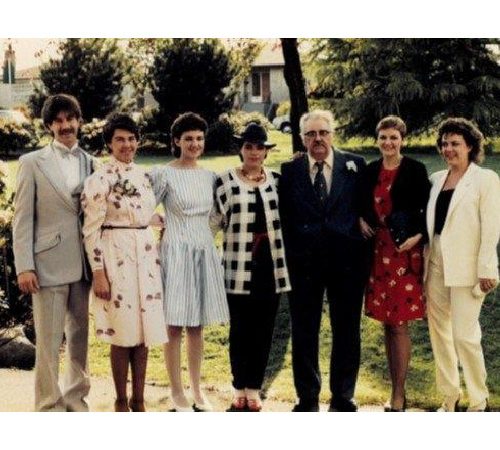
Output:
[215,168,291,295]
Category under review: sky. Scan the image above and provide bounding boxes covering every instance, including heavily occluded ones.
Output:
[0,38,60,70]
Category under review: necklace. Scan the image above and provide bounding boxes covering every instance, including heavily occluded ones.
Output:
[383,155,402,170]
[240,167,266,182]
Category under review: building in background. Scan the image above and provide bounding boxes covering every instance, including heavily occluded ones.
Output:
[1,42,40,108]
[236,40,289,120]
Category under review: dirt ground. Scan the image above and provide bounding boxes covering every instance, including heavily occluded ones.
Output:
[0,368,395,412]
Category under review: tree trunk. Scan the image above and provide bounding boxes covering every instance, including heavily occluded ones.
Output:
[280,38,308,153]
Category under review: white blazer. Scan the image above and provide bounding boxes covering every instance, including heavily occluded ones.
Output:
[425,163,500,287]
[12,144,94,287]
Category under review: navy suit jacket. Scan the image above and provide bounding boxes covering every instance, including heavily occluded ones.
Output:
[279,149,366,268]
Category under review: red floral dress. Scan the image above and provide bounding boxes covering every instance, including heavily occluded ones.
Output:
[364,167,425,325]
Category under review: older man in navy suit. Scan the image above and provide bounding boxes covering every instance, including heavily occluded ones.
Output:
[279,110,369,412]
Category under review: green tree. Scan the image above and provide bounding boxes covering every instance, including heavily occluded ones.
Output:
[150,39,236,130]
[309,39,500,137]
[123,38,165,110]
[29,39,125,120]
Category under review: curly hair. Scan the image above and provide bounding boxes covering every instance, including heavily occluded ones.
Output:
[436,118,484,163]
[102,113,140,145]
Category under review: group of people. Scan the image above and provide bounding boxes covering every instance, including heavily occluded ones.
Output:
[11,93,499,413]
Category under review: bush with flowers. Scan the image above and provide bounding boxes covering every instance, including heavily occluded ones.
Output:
[0,161,31,330]
[79,118,107,154]
[0,119,36,156]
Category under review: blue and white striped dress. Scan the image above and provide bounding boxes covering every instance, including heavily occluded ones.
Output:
[150,165,229,327]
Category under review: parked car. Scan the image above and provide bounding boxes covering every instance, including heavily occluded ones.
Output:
[0,109,29,124]
[272,114,291,133]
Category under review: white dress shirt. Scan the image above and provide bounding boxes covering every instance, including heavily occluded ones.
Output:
[52,140,81,193]
[307,149,334,193]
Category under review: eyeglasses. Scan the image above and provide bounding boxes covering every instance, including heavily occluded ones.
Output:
[304,130,331,139]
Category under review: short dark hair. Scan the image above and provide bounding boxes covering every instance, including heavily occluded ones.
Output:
[41,93,82,127]
[376,115,407,138]
[436,117,484,163]
[170,112,207,158]
[102,113,140,145]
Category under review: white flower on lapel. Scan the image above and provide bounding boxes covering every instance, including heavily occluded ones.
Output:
[346,160,357,172]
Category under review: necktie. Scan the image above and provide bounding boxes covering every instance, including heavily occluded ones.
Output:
[314,161,328,205]
[60,147,81,158]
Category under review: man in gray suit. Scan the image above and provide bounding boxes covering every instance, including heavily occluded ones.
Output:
[13,94,94,412]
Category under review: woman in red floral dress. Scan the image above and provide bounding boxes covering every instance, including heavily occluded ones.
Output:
[359,116,430,411]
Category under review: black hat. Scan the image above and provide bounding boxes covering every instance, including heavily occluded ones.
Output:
[234,122,276,149]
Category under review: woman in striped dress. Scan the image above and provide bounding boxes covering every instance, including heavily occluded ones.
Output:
[150,112,229,412]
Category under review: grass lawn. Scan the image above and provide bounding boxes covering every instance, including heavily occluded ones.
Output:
[4,130,500,409]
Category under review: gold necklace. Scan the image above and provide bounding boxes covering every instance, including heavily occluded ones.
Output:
[240,167,265,182]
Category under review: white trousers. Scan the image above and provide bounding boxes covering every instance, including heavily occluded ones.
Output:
[32,281,90,412]
[426,236,488,410]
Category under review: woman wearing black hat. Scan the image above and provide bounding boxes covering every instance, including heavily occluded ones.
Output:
[215,122,291,411]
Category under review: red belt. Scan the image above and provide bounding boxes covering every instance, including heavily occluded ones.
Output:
[252,232,269,258]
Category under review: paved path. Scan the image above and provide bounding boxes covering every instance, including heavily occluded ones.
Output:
[0,368,416,412]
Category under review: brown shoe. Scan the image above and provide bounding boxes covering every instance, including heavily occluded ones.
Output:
[129,399,146,412]
[114,399,130,412]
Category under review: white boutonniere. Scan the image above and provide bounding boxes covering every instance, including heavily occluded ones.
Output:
[346,160,357,172]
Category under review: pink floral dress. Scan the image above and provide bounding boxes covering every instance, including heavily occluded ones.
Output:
[82,157,167,347]
[364,167,425,325]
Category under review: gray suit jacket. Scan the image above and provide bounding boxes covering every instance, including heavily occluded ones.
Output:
[12,144,95,287]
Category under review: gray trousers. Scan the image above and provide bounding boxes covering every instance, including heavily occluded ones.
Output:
[32,281,90,412]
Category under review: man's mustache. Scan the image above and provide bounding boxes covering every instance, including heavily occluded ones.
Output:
[59,128,76,135]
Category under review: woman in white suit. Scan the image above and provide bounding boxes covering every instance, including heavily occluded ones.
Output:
[425,118,500,412]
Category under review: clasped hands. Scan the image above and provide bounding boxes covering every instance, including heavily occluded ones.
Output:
[359,218,422,252]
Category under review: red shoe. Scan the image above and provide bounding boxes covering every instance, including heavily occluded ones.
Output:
[227,397,247,412]
[247,398,262,412]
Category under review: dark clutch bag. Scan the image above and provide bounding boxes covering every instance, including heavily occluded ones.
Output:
[385,211,415,247]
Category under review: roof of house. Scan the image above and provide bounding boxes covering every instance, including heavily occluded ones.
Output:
[16,66,40,80]
[253,40,285,67]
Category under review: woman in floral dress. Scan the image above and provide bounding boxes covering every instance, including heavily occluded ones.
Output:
[150,112,228,412]
[358,116,430,411]
[82,113,167,412]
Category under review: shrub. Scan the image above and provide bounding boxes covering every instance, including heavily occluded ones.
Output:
[138,132,169,156]
[135,106,163,135]
[205,117,237,154]
[276,101,291,117]
[30,39,125,121]
[79,119,106,154]
[205,111,273,155]
[0,119,35,156]
[0,161,32,330]
[227,110,272,133]
[31,119,51,148]
[276,98,332,118]
[151,39,235,133]
[80,113,171,157]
